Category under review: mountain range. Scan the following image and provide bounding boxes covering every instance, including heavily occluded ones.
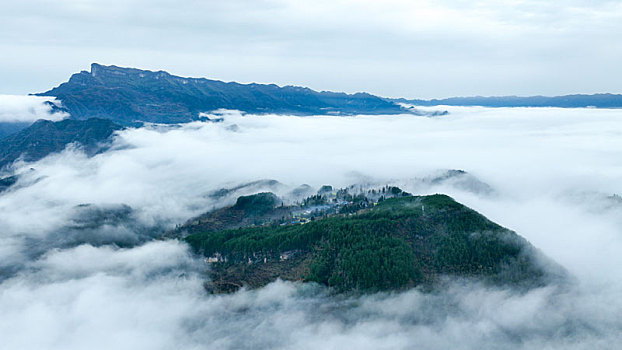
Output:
[1,63,618,174]
[395,94,622,108]
[36,63,411,125]
[35,64,622,125]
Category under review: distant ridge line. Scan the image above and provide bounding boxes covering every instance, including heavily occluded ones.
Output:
[35,63,415,125]
[393,93,622,108]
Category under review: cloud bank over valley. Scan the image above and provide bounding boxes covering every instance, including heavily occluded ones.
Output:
[1,107,622,349]
[0,95,67,123]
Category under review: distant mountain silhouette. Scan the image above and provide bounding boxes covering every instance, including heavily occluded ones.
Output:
[395,94,622,108]
[37,63,409,124]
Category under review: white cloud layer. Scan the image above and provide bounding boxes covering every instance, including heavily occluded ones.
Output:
[1,107,622,348]
[0,94,67,123]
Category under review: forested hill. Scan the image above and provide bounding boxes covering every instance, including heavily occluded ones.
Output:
[0,118,122,169]
[37,63,408,124]
[184,194,564,293]
[396,94,622,108]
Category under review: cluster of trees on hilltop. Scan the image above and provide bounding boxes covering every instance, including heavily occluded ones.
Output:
[185,195,552,292]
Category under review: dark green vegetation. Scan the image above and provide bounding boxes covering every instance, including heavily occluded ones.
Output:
[185,194,557,293]
[0,118,122,169]
[232,192,281,215]
[38,63,413,124]
[167,192,292,238]
[395,94,622,108]
[170,185,411,238]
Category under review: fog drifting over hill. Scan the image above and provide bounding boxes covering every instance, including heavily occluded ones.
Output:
[0,95,67,123]
[1,107,622,349]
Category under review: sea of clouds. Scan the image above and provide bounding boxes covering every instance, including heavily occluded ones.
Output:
[1,106,622,349]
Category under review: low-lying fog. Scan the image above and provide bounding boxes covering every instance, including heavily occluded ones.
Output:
[0,95,67,123]
[1,106,621,349]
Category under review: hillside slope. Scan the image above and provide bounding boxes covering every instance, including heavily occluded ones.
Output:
[185,194,563,293]
[0,118,122,169]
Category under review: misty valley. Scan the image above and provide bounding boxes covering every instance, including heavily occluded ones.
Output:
[1,65,622,349]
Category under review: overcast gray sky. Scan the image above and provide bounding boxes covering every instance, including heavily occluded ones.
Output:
[1,0,621,98]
